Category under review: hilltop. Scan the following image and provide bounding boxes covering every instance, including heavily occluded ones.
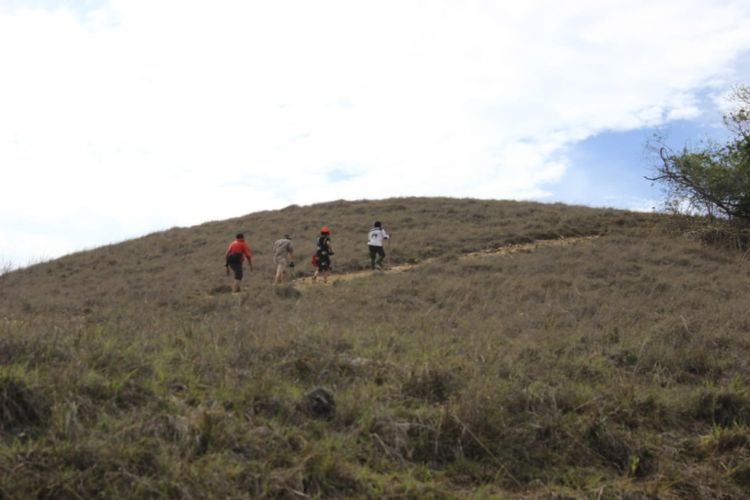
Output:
[2,197,750,498]
[0,197,635,319]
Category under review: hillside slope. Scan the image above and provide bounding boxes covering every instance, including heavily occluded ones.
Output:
[2,198,750,498]
[0,197,639,318]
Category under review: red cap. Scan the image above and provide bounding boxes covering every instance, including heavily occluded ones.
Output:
[321,226,330,234]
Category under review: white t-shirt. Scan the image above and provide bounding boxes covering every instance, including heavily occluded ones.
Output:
[367,227,389,247]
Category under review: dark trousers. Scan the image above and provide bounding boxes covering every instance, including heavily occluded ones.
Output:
[369,245,385,269]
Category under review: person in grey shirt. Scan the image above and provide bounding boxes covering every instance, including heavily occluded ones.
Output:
[272,234,295,284]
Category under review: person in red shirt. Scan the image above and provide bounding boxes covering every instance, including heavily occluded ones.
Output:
[225,233,253,292]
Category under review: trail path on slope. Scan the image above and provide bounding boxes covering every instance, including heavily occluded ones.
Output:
[293,234,600,289]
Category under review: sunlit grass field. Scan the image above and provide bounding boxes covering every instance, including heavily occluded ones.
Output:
[2,198,750,498]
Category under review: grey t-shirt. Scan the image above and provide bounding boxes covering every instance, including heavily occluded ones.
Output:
[272,238,293,262]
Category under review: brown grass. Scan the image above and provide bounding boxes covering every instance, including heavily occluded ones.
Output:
[1,197,749,498]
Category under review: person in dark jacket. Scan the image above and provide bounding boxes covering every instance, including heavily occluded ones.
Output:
[312,226,333,284]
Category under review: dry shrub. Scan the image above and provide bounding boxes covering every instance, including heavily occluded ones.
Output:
[731,462,750,489]
[78,368,154,411]
[299,449,364,497]
[279,352,329,385]
[3,439,168,499]
[246,392,295,420]
[584,419,656,477]
[598,389,675,431]
[368,414,417,462]
[664,214,750,252]
[402,365,465,403]
[0,375,48,432]
[702,427,750,454]
[691,224,750,252]
[668,463,746,499]
[692,390,750,427]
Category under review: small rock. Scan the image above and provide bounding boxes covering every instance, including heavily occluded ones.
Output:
[304,387,336,420]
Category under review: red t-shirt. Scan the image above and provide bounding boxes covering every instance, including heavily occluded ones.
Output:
[225,239,252,261]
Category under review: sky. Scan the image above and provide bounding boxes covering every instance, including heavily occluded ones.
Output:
[2,0,750,268]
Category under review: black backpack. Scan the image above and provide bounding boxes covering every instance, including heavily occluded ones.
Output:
[316,235,331,257]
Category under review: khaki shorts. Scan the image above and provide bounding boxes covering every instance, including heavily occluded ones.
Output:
[274,257,288,274]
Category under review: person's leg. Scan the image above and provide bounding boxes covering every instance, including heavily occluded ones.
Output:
[321,260,330,283]
[375,247,385,269]
[274,262,283,284]
[230,262,243,292]
[369,246,377,269]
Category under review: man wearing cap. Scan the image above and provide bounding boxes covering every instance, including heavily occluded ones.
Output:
[272,234,295,284]
[225,233,253,292]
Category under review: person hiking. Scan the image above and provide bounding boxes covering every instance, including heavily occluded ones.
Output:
[272,234,295,284]
[367,221,390,270]
[225,233,253,292]
[312,226,334,283]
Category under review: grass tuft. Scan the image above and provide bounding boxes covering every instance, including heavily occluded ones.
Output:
[0,375,47,433]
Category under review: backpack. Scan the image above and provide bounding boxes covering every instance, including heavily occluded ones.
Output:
[316,235,331,256]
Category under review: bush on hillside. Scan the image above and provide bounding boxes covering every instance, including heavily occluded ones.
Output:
[649,85,750,222]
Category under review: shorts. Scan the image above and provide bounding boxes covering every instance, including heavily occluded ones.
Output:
[274,258,288,275]
[317,255,331,271]
[274,256,288,267]
[228,261,243,280]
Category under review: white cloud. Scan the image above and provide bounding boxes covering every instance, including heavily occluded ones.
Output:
[2,0,750,263]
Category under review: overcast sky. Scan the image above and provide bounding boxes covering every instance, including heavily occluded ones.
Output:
[2,0,750,267]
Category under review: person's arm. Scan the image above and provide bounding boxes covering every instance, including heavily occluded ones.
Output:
[244,243,253,271]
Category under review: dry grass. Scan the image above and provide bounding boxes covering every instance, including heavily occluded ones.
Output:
[1,197,749,498]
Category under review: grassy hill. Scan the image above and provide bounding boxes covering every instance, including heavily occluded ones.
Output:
[2,197,750,498]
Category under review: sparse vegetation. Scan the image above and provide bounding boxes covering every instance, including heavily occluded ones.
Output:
[0,258,12,276]
[1,197,749,498]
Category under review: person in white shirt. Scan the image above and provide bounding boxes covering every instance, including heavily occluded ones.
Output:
[367,221,390,270]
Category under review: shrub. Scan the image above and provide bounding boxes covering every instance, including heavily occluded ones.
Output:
[0,375,48,433]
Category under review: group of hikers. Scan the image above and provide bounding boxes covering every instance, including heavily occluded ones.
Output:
[224,221,390,292]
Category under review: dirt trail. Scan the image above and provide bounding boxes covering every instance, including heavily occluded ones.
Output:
[293,234,600,288]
